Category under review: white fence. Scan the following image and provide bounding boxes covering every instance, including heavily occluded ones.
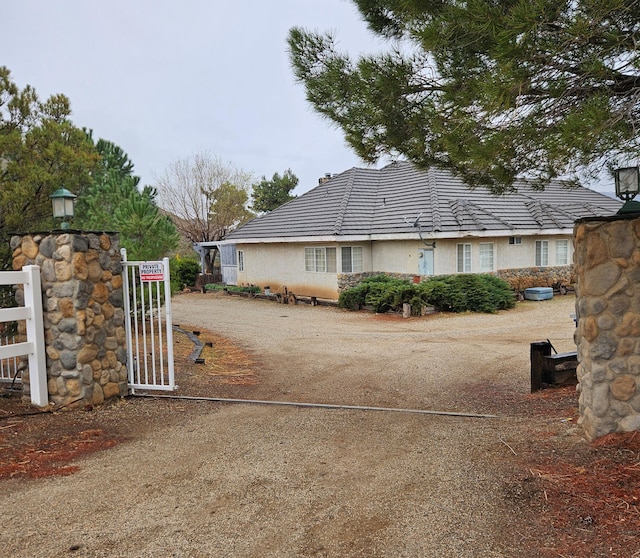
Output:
[0,286,19,383]
[0,330,20,384]
[0,266,47,406]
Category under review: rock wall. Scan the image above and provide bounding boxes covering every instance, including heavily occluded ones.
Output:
[495,266,574,291]
[11,232,126,407]
[574,215,640,440]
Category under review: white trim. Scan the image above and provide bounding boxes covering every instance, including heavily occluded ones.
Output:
[207,228,574,246]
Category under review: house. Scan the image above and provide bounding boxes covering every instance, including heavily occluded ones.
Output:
[200,162,622,300]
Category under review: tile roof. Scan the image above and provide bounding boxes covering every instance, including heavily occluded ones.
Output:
[227,162,622,240]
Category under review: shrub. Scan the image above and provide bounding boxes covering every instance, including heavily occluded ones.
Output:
[339,273,515,314]
[338,275,410,311]
[478,274,517,311]
[361,274,400,284]
[420,274,515,313]
[338,285,368,310]
[170,257,201,292]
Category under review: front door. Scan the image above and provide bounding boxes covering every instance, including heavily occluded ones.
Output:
[418,249,434,276]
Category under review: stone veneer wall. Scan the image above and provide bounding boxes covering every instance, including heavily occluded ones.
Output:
[11,232,127,407]
[574,215,640,440]
[338,266,574,293]
[495,266,574,291]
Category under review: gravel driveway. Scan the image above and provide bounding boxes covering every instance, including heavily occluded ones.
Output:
[0,293,578,557]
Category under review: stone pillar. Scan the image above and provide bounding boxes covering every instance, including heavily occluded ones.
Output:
[574,215,640,440]
[11,231,127,407]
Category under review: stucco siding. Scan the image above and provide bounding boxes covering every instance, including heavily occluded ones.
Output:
[371,240,418,274]
[231,233,575,300]
[235,242,373,300]
[497,235,573,269]
[369,236,572,275]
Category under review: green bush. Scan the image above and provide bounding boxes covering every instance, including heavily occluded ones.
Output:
[170,257,201,292]
[338,275,410,311]
[339,273,515,314]
[338,285,368,310]
[361,274,400,284]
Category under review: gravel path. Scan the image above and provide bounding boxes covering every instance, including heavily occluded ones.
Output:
[0,294,578,557]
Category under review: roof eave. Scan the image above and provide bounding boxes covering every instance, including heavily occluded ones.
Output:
[210,228,574,245]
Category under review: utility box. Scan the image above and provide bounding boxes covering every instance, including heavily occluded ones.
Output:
[524,287,553,301]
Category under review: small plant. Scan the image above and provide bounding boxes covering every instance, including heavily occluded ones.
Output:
[205,284,261,294]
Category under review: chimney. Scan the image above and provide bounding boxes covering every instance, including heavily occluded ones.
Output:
[318,173,332,184]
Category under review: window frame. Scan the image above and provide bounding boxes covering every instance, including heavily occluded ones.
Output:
[237,250,244,272]
[305,246,337,273]
[535,240,549,267]
[479,242,494,272]
[456,243,472,273]
[555,239,569,265]
[341,246,364,273]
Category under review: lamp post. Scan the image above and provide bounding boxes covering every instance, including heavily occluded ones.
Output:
[49,188,76,229]
[614,167,640,214]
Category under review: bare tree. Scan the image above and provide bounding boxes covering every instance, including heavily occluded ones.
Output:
[155,152,254,271]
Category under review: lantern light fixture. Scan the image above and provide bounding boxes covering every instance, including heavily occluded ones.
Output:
[49,188,76,229]
[614,167,640,202]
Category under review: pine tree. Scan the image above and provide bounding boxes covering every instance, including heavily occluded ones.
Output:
[113,188,179,261]
[288,1,640,192]
[75,139,178,260]
[0,66,99,267]
[251,169,298,213]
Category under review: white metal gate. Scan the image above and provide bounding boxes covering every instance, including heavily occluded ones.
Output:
[121,249,175,392]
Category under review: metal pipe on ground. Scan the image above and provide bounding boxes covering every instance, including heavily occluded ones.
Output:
[131,393,498,419]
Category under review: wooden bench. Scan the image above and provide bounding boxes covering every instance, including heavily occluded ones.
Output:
[530,342,578,392]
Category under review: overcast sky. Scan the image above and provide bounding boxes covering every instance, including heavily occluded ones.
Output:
[4,0,389,196]
[4,1,614,199]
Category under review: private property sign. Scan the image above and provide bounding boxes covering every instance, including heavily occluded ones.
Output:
[139,262,165,282]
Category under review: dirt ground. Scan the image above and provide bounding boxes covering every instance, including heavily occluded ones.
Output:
[1,292,639,557]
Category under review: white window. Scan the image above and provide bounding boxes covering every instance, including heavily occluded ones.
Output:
[556,239,569,265]
[535,240,549,267]
[305,247,337,273]
[327,248,337,272]
[479,243,494,272]
[456,243,471,273]
[237,250,244,272]
[508,236,522,245]
[341,246,363,273]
